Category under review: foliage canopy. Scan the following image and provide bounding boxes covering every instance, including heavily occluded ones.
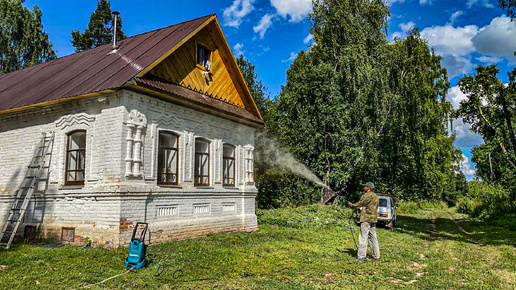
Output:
[0,0,56,74]
[71,0,125,52]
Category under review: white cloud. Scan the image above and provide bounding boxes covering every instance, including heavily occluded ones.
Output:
[421,24,478,78]
[472,16,516,64]
[270,0,313,22]
[448,85,468,109]
[421,25,478,56]
[390,21,416,40]
[449,11,464,25]
[442,55,475,79]
[387,0,409,5]
[303,33,314,44]
[282,51,298,63]
[419,0,435,5]
[460,154,476,176]
[223,0,256,28]
[253,14,276,39]
[399,21,416,32]
[466,0,495,9]
[476,55,503,64]
[453,119,484,147]
[233,43,244,56]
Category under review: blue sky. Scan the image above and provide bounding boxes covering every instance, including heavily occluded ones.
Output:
[23,0,516,179]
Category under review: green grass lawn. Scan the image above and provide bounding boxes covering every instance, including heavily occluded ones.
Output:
[1,205,515,289]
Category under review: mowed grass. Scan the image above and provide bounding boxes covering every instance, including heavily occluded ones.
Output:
[0,205,515,289]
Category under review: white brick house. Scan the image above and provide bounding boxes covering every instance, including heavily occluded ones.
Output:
[0,15,264,247]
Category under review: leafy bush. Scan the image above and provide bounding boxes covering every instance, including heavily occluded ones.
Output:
[457,181,516,221]
[456,197,482,215]
[419,200,448,210]
[470,182,515,219]
[397,201,419,214]
[256,205,352,229]
[255,169,321,209]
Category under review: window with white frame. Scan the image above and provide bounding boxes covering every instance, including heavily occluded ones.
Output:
[223,144,235,186]
[158,132,179,185]
[244,147,254,183]
[65,130,86,185]
[194,139,210,186]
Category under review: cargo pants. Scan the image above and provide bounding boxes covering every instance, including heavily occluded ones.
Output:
[358,222,380,260]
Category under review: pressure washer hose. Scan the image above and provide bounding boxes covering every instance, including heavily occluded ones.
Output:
[348,209,358,250]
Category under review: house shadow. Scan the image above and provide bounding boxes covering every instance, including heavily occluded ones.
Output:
[394,214,516,247]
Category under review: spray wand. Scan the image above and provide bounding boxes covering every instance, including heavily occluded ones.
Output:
[318,185,359,250]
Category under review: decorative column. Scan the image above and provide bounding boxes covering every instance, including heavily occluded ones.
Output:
[125,110,147,177]
[133,124,146,176]
[125,124,134,176]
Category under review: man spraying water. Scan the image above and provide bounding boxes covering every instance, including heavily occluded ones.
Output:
[348,182,380,262]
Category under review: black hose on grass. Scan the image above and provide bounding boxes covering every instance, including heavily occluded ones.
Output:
[348,209,358,250]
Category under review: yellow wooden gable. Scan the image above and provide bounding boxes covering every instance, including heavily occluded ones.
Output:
[137,15,263,121]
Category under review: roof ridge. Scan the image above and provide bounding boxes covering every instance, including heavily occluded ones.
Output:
[0,14,215,77]
[126,14,215,40]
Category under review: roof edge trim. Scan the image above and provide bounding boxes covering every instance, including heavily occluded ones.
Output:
[124,81,265,129]
[135,15,217,78]
[0,90,117,117]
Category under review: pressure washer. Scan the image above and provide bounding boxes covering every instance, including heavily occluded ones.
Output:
[125,222,148,270]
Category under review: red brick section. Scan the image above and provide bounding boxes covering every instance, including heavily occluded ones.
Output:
[119,218,134,232]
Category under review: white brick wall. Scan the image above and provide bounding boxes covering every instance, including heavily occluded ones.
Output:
[0,89,258,247]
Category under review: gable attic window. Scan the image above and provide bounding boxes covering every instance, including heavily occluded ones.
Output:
[158,132,179,185]
[196,44,211,70]
[65,130,86,186]
[194,139,210,186]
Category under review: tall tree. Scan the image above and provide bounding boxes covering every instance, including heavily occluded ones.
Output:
[457,66,516,167]
[0,0,56,74]
[275,0,459,203]
[456,65,516,200]
[277,0,391,197]
[71,0,125,52]
[236,55,270,123]
[498,0,516,19]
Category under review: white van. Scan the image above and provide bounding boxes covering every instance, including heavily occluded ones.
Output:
[377,194,397,229]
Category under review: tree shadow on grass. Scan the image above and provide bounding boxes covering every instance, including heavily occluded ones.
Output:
[394,214,516,247]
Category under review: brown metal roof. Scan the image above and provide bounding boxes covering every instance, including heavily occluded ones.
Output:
[0,15,213,112]
[133,75,264,126]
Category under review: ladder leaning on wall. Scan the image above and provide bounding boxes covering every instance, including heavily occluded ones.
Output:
[0,132,55,249]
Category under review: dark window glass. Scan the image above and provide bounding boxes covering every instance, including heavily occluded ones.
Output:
[65,131,86,185]
[158,132,179,185]
[196,45,211,67]
[223,145,235,186]
[194,139,210,186]
[379,198,388,207]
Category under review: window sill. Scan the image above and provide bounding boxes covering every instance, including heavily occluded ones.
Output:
[59,185,84,190]
[157,184,182,189]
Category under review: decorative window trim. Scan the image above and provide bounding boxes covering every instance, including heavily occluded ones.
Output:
[193,203,211,215]
[157,131,180,185]
[65,130,86,186]
[222,144,236,187]
[194,138,211,186]
[222,202,236,213]
[156,205,179,218]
